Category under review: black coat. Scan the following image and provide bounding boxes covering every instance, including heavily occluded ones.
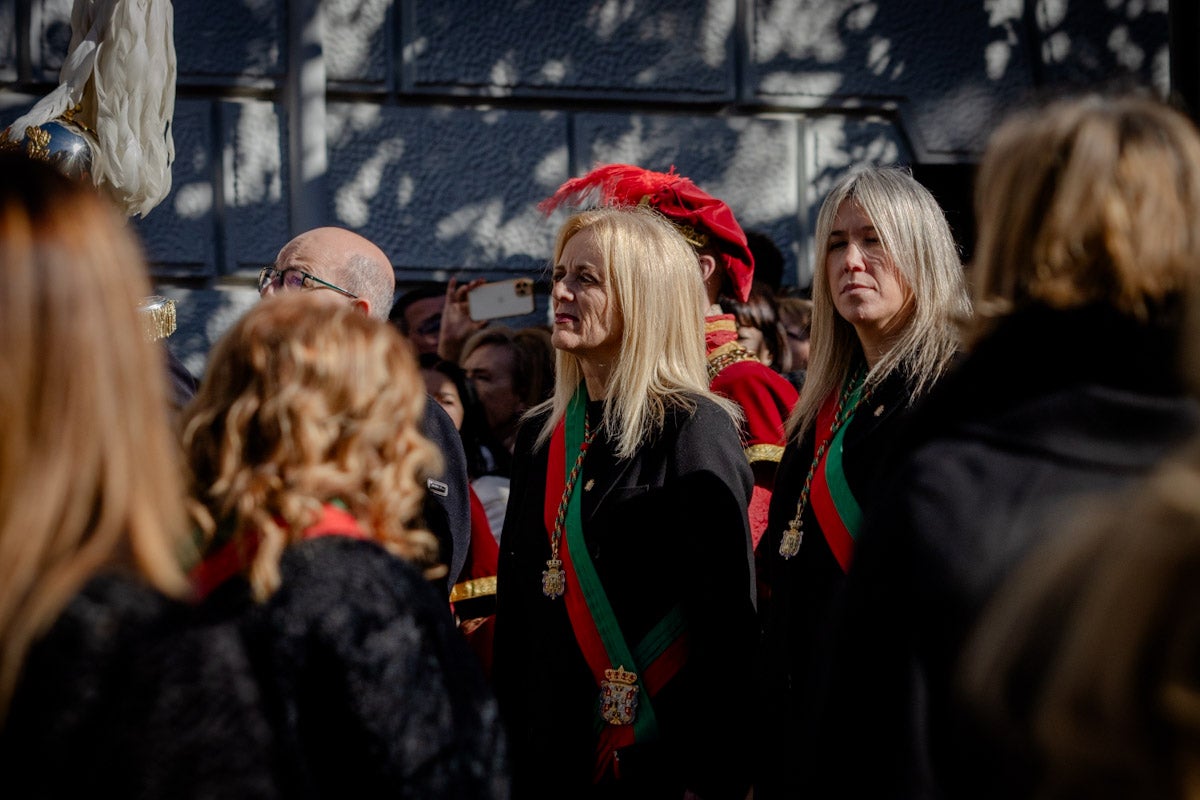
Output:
[3,538,509,799]
[754,367,915,798]
[493,395,756,799]
[2,573,280,799]
[809,305,1200,799]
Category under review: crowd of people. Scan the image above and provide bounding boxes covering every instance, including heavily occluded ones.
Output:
[3,89,1200,800]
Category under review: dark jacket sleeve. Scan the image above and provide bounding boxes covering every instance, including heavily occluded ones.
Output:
[421,398,472,593]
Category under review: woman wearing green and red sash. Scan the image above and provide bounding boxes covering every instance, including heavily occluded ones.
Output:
[182,294,507,798]
[754,167,969,798]
[493,205,757,798]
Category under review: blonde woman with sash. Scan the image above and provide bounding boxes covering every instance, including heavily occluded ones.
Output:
[493,205,757,799]
[754,166,968,798]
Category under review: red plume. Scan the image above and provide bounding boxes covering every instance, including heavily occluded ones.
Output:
[537,164,684,215]
[539,163,755,302]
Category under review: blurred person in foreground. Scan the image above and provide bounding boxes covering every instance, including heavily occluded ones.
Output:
[961,438,1200,800]
[183,293,508,798]
[492,205,756,798]
[0,153,271,796]
[813,93,1200,799]
[755,165,969,798]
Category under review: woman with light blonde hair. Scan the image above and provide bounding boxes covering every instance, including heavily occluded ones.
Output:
[798,93,1200,800]
[183,292,507,798]
[787,166,966,440]
[493,204,757,798]
[755,165,968,796]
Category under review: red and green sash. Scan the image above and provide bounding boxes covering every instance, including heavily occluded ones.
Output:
[810,378,866,573]
[190,502,368,598]
[543,387,689,782]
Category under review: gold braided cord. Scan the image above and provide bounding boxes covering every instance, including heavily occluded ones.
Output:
[778,365,871,559]
[549,417,596,564]
[745,444,785,464]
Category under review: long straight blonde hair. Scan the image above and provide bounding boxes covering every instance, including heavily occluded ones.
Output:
[787,166,968,440]
[537,205,738,458]
[0,154,189,716]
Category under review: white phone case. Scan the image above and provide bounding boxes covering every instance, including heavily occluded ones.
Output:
[468,278,535,321]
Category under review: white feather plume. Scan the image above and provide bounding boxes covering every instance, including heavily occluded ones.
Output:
[8,0,176,218]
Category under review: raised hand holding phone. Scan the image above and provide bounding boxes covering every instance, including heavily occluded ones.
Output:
[467,278,535,321]
[437,277,487,363]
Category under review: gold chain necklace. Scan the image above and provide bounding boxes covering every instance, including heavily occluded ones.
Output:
[778,365,871,559]
[542,413,596,598]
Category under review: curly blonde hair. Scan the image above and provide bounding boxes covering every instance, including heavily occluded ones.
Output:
[182,294,444,600]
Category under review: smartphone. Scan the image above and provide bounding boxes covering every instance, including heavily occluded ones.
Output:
[468,278,536,321]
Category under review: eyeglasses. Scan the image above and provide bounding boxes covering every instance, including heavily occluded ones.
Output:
[258,266,358,299]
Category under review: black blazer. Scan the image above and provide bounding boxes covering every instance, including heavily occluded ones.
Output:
[493,393,756,800]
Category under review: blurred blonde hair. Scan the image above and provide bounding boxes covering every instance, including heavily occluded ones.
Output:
[970,93,1200,343]
[537,205,738,459]
[182,294,444,600]
[787,166,968,439]
[0,154,189,715]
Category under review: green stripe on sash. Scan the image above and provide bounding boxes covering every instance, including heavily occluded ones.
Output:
[822,382,865,538]
[563,389,661,742]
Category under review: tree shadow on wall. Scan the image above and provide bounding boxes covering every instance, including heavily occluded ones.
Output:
[325,103,565,278]
[411,0,731,97]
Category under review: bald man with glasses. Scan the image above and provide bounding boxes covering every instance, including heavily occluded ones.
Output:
[260,226,394,318]
[259,226,473,597]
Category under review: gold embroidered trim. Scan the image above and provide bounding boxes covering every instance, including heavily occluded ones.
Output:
[705,317,738,335]
[450,575,497,603]
[745,444,785,464]
[707,341,758,382]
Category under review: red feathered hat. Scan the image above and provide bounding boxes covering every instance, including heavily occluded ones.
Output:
[539,164,755,303]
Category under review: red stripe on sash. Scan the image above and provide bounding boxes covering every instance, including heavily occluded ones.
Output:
[544,414,689,783]
[810,390,855,572]
[543,417,619,688]
[811,465,854,572]
[544,417,640,770]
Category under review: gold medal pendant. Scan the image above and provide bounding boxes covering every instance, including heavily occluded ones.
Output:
[779,520,803,559]
[542,558,566,598]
